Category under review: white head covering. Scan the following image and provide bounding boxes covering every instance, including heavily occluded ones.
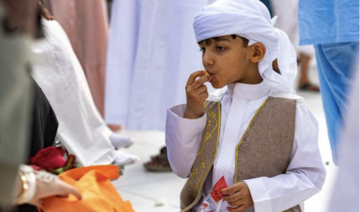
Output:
[193,0,297,94]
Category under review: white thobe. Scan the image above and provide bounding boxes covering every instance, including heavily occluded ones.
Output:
[105,0,216,131]
[166,81,326,212]
[31,19,116,166]
[270,0,314,56]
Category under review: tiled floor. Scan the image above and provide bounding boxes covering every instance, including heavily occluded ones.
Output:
[113,66,337,212]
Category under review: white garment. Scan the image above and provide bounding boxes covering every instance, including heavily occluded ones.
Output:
[31,19,116,166]
[193,0,297,94]
[327,56,359,211]
[270,0,315,56]
[166,81,326,212]
[105,0,215,131]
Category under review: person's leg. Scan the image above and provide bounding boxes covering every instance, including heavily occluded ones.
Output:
[298,52,319,91]
[314,42,358,163]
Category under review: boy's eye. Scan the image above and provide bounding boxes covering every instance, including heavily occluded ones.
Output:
[199,47,205,52]
[216,46,225,50]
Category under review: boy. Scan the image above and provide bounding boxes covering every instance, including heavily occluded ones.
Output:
[165,0,326,212]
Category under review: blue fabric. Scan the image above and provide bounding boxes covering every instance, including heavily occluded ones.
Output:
[314,42,359,163]
[298,0,359,45]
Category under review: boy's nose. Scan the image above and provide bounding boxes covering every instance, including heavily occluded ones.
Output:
[202,51,214,66]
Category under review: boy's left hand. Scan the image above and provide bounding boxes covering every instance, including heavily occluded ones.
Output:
[221,181,254,212]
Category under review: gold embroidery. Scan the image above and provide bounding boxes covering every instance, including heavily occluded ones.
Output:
[196,105,218,156]
[182,102,222,212]
[200,162,205,170]
[189,168,198,182]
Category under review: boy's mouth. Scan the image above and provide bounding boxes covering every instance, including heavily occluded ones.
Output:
[205,71,215,83]
[209,75,215,83]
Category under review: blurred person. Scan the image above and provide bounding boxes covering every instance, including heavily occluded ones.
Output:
[42,0,109,119]
[105,0,216,171]
[271,0,319,92]
[31,8,137,167]
[298,0,359,163]
[0,1,35,207]
[0,1,81,211]
[326,52,359,212]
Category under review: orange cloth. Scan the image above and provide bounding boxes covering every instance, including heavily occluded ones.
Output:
[42,165,134,212]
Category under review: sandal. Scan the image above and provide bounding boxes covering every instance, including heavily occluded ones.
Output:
[299,82,320,92]
[144,147,172,172]
[150,146,167,161]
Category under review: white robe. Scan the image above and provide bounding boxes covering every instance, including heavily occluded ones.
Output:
[270,0,314,56]
[31,19,116,166]
[165,81,326,212]
[105,0,216,131]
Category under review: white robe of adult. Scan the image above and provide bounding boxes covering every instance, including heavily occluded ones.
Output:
[105,0,216,131]
[166,82,326,212]
[31,19,116,166]
[270,0,314,56]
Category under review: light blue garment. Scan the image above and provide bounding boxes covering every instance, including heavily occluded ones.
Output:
[298,0,359,163]
[314,42,359,163]
[298,0,359,45]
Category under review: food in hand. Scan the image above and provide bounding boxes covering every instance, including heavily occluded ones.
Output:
[205,71,215,83]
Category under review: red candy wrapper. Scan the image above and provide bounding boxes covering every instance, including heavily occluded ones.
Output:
[197,176,228,212]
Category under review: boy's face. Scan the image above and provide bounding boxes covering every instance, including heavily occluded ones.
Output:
[199,35,255,88]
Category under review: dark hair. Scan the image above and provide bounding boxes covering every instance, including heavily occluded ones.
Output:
[198,34,249,47]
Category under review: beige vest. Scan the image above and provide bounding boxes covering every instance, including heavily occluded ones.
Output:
[180,97,301,212]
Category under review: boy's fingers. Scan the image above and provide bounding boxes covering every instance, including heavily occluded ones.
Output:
[223,191,241,203]
[199,92,209,99]
[227,205,245,212]
[186,71,206,87]
[195,85,208,95]
[192,75,210,89]
[222,184,239,195]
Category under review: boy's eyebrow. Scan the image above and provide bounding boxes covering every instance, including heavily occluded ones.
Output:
[198,36,231,45]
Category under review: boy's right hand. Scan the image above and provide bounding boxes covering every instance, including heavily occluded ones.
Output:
[184,71,210,119]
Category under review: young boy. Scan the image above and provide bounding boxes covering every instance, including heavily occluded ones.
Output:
[165,0,326,212]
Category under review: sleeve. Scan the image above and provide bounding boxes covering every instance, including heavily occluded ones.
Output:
[243,101,326,212]
[165,104,207,178]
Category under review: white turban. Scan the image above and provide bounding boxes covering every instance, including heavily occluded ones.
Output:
[193,0,297,94]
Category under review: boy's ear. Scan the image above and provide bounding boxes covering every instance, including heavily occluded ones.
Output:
[250,43,266,63]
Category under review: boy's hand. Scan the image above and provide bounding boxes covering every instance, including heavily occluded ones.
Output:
[222,181,254,212]
[184,71,210,119]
